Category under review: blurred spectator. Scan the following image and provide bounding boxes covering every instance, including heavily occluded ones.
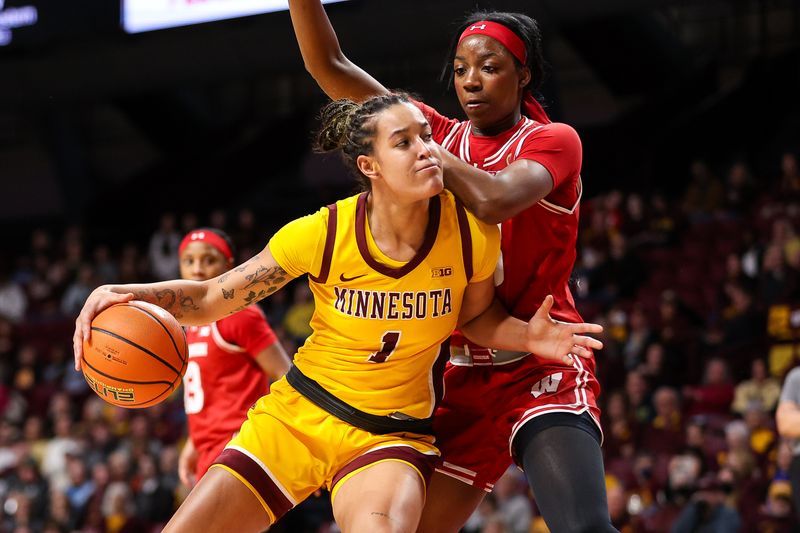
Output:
[65,456,94,519]
[606,475,636,532]
[602,390,639,462]
[641,386,684,456]
[462,493,500,533]
[724,160,756,213]
[759,244,794,306]
[492,468,532,533]
[743,402,777,459]
[733,358,781,415]
[179,213,199,235]
[670,471,741,532]
[102,481,143,533]
[682,160,724,219]
[0,258,28,323]
[591,234,645,302]
[132,454,173,528]
[778,152,800,194]
[40,418,79,492]
[684,417,718,473]
[283,284,315,345]
[232,208,261,260]
[622,306,654,370]
[625,370,653,424]
[717,282,763,352]
[92,245,119,285]
[639,343,674,390]
[683,358,735,417]
[148,213,180,280]
[770,218,800,267]
[209,209,228,233]
[8,456,49,521]
[743,479,795,532]
[60,264,97,318]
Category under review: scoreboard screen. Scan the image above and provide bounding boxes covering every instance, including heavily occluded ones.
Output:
[0,0,39,46]
[123,0,348,34]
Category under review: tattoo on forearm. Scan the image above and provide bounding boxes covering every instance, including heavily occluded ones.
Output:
[218,255,261,284]
[155,289,176,310]
[130,287,197,318]
[216,256,288,315]
[177,289,200,315]
[244,265,288,292]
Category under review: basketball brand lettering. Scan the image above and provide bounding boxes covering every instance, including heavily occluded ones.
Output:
[470,24,486,30]
[84,374,136,403]
[333,287,452,320]
[530,372,563,398]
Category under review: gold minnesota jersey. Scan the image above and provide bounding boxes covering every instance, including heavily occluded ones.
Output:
[268,190,499,420]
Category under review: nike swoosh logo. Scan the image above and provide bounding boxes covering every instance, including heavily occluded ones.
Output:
[339,273,366,282]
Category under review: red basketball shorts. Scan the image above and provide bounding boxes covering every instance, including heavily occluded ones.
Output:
[433,353,602,492]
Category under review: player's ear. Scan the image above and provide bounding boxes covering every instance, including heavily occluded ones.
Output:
[357,155,381,182]
[518,65,531,89]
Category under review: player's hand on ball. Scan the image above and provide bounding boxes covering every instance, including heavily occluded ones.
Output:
[73,286,134,371]
[526,295,603,365]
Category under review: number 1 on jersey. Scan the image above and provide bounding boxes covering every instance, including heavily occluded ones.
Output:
[368,331,401,363]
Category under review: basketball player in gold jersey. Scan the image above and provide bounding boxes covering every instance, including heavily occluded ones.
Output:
[72,93,603,533]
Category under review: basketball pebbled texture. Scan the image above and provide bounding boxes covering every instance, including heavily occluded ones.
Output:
[82,301,188,408]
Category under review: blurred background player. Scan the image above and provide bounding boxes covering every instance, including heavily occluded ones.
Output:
[288,3,614,531]
[176,228,291,487]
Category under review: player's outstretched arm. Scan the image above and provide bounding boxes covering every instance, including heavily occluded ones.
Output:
[72,245,294,370]
[458,282,603,365]
[288,0,388,101]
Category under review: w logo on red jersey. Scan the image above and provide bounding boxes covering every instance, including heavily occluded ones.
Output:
[530,372,563,398]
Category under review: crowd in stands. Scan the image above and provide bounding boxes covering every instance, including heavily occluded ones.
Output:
[0,150,799,532]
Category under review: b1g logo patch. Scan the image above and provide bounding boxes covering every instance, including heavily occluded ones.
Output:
[531,372,563,398]
[84,374,135,403]
[431,267,453,278]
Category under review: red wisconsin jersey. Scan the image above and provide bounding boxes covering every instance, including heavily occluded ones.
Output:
[184,305,277,453]
[417,101,583,327]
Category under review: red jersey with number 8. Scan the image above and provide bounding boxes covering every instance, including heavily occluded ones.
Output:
[184,305,277,478]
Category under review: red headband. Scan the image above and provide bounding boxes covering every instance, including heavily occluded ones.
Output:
[179,230,233,261]
[458,20,527,65]
[458,20,550,124]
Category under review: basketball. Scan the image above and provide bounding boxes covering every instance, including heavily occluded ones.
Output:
[82,301,188,408]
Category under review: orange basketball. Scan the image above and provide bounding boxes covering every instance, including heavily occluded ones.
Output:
[82,301,187,408]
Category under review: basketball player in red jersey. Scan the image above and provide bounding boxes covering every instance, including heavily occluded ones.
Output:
[177,228,291,487]
[289,3,618,531]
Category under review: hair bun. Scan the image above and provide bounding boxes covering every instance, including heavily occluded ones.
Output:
[315,99,359,153]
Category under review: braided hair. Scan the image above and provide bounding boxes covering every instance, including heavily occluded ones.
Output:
[315,92,412,190]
